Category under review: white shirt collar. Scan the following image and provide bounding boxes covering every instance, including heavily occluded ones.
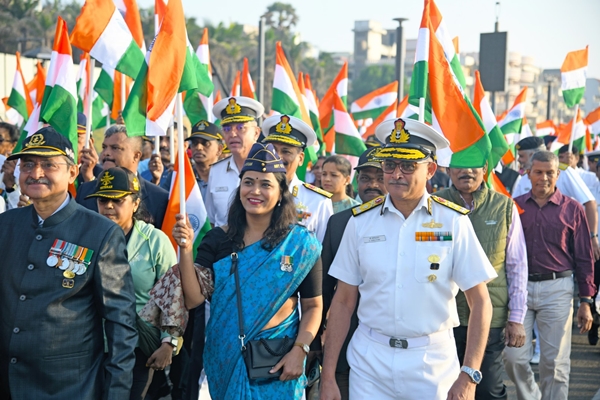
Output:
[382,192,431,219]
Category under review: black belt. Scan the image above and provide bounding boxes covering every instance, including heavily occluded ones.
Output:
[528,270,573,282]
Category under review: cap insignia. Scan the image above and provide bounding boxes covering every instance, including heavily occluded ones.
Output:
[275,115,293,134]
[390,118,410,144]
[27,133,45,147]
[132,177,140,191]
[100,172,114,190]
[196,121,207,131]
[226,98,242,115]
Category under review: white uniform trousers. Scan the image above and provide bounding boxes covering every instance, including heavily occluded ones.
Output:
[503,277,574,400]
[347,325,460,399]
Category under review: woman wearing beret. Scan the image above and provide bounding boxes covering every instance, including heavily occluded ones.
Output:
[173,143,323,399]
[86,167,177,399]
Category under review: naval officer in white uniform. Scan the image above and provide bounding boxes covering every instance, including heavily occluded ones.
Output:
[320,118,498,400]
[204,96,264,227]
[262,114,333,242]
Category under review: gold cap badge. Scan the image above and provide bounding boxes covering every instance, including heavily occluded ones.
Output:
[390,118,410,144]
[275,115,293,134]
[99,171,114,190]
[225,98,242,115]
[26,133,46,147]
[132,177,140,192]
[196,121,207,131]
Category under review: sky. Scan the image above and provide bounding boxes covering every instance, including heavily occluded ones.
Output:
[137,0,600,78]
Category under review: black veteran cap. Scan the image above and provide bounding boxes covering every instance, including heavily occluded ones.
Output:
[187,120,223,141]
[241,143,286,175]
[213,96,265,126]
[515,136,544,151]
[77,112,87,135]
[355,147,382,171]
[373,118,449,162]
[8,126,75,162]
[262,114,317,149]
[86,167,140,199]
[365,134,384,148]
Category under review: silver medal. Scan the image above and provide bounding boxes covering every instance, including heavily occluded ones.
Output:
[47,255,58,267]
[75,264,86,276]
[59,257,70,270]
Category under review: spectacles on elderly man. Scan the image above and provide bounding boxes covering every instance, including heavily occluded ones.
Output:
[222,123,254,134]
[20,160,69,173]
[381,160,431,175]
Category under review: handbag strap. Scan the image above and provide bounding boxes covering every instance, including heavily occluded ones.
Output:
[231,252,246,351]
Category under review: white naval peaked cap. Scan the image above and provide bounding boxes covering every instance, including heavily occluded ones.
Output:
[262,114,317,149]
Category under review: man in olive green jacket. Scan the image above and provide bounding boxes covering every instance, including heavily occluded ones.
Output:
[436,165,528,400]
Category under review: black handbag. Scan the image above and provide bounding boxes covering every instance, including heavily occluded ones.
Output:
[231,252,294,380]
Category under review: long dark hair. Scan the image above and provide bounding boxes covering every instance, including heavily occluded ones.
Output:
[131,193,154,225]
[226,171,296,250]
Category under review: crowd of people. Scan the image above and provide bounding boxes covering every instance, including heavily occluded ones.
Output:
[0,94,598,400]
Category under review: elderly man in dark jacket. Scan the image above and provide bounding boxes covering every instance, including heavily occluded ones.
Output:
[0,127,137,399]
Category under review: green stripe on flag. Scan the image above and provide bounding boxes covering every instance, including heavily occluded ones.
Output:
[183,90,209,125]
[335,133,366,157]
[448,134,490,168]
[115,41,145,79]
[563,87,585,109]
[352,106,391,121]
[272,89,302,119]
[409,60,428,107]
[123,62,148,137]
[94,69,114,107]
[500,119,523,135]
[40,85,78,162]
[7,90,28,122]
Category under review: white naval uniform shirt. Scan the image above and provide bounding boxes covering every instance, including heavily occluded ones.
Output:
[289,175,333,243]
[576,167,598,189]
[512,165,594,204]
[329,193,497,339]
[204,157,240,227]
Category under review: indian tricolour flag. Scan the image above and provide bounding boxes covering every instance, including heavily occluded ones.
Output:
[409,0,490,168]
[7,51,33,126]
[498,86,527,145]
[319,62,348,152]
[362,95,418,138]
[113,0,146,53]
[162,151,211,258]
[552,108,588,152]
[333,93,366,159]
[561,46,588,108]
[184,28,215,125]
[350,81,398,121]
[586,107,600,136]
[241,57,256,99]
[303,73,323,145]
[123,0,191,137]
[536,120,556,137]
[40,17,78,161]
[230,71,241,97]
[70,0,145,79]
[473,70,509,169]
[76,53,110,130]
[17,62,47,149]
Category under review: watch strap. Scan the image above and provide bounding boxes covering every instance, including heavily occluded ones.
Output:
[294,342,309,355]
[580,297,594,305]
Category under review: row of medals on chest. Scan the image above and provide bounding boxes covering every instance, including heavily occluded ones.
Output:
[47,239,91,279]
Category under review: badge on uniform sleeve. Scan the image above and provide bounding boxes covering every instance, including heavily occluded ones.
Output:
[280,256,293,272]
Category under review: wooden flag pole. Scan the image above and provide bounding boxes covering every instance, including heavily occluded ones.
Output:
[84,58,95,149]
[568,104,579,153]
[176,93,186,217]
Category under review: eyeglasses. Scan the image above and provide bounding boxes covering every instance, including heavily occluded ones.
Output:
[357,174,384,184]
[20,160,69,173]
[222,123,253,134]
[382,160,430,175]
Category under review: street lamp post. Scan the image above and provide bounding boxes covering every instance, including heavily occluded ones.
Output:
[257,15,266,119]
[394,18,408,102]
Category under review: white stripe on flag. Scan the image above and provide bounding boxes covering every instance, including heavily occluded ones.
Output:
[415,28,430,63]
[561,67,587,91]
[90,8,134,69]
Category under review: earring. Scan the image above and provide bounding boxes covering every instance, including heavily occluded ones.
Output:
[277,201,281,207]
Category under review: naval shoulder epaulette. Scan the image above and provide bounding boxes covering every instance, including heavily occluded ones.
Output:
[558,163,569,171]
[351,196,385,217]
[303,183,333,198]
[431,195,470,215]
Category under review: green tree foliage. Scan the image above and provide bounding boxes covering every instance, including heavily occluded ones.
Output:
[350,64,396,102]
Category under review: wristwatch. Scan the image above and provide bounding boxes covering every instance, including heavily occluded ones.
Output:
[162,336,181,356]
[580,297,594,305]
[460,366,483,384]
[294,342,310,355]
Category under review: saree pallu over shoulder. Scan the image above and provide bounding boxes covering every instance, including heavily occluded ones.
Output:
[205,225,321,400]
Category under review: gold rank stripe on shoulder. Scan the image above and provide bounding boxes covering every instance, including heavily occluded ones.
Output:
[352,196,385,216]
[303,183,333,198]
[558,162,568,171]
[431,195,470,215]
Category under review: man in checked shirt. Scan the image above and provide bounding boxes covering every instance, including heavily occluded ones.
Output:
[436,163,528,400]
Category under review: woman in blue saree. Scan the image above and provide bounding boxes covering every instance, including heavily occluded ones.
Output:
[173,143,323,400]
